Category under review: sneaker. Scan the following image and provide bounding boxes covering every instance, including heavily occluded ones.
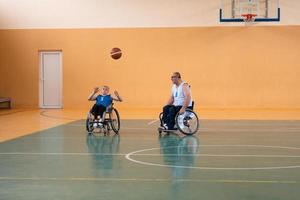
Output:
[93,122,98,128]
[163,123,168,130]
[97,121,104,128]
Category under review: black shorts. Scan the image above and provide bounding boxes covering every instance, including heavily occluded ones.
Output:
[91,104,107,118]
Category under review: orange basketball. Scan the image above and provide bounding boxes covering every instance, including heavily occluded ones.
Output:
[111,47,122,59]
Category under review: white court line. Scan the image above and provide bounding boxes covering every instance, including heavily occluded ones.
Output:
[0,153,109,156]
[2,145,300,156]
[67,124,300,132]
[198,128,300,132]
[38,110,300,132]
[145,118,300,131]
[11,136,156,141]
[201,129,300,133]
[132,154,300,158]
[147,119,159,125]
[125,145,300,170]
[0,177,297,184]
[67,124,151,130]
[39,110,78,121]
[1,153,300,158]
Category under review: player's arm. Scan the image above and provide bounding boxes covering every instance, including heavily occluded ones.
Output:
[179,83,191,114]
[88,87,99,101]
[112,91,123,102]
[166,94,174,105]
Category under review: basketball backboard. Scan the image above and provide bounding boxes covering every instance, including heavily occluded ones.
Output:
[220,0,280,22]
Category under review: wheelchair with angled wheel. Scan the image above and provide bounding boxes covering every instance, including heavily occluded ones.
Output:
[86,102,120,136]
[158,101,199,135]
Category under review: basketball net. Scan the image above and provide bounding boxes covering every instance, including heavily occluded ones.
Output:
[241,13,257,25]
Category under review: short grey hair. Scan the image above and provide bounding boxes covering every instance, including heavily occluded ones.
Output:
[173,72,181,79]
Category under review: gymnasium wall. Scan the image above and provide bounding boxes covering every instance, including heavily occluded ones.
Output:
[0,1,300,109]
[0,0,300,28]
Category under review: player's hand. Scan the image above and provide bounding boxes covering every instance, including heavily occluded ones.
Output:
[94,87,99,93]
[179,108,185,115]
[114,91,119,97]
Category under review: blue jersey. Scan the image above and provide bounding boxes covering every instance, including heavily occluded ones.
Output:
[96,95,112,107]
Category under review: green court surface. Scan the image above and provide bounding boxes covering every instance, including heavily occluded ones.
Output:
[1,120,300,200]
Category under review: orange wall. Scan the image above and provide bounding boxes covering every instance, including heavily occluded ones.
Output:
[1,26,300,109]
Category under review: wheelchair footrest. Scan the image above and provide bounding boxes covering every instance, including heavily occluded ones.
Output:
[158,127,178,133]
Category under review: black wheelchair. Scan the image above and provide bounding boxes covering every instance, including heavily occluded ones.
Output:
[158,102,199,135]
[86,102,120,135]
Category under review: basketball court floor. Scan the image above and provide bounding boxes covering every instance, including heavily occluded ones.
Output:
[1,109,300,200]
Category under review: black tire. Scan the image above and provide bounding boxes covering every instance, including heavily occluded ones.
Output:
[110,108,120,134]
[159,112,163,126]
[86,117,94,133]
[175,109,199,135]
[158,127,162,134]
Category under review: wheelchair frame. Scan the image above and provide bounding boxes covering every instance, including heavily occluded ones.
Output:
[158,102,199,135]
[86,103,120,135]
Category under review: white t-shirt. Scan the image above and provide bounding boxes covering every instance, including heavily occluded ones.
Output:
[171,81,192,107]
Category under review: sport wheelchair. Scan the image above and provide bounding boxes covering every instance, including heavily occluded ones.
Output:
[86,102,120,135]
[158,102,199,135]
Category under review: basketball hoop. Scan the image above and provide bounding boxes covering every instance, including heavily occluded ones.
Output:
[241,14,257,25]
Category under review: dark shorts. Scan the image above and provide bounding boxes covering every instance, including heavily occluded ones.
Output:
[91,104,107,119]
[162,105,193,130]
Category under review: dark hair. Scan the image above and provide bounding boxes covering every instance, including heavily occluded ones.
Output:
[173,72,181,79]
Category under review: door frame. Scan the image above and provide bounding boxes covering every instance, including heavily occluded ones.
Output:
[39,50,63,108]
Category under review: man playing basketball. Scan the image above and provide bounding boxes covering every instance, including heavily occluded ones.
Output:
[88,86,122,123]
[162,72,193,130]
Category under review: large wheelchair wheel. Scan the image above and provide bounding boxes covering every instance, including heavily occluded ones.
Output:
[109,108,120,134]
[159,112,163,126]
[86,112,94,133]
[175,109,199,135]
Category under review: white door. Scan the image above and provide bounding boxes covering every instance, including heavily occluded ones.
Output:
[39,51,63,108]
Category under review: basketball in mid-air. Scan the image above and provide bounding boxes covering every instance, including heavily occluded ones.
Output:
[111,47,122,60]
